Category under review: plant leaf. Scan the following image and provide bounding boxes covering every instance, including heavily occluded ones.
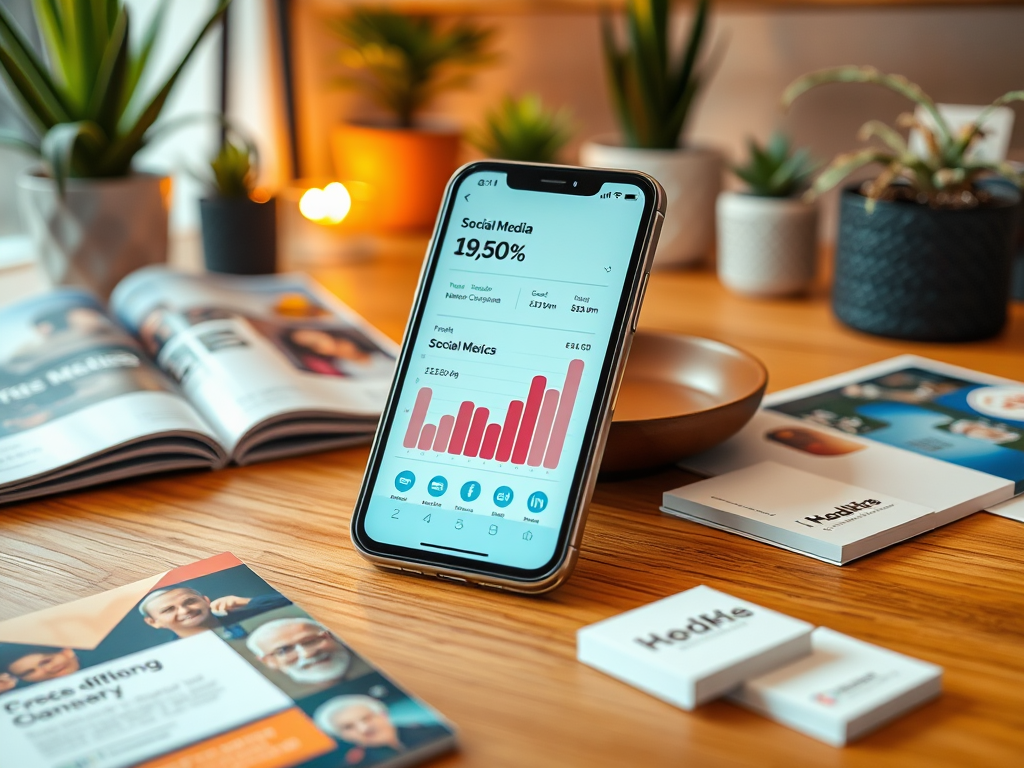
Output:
[600,13,637,147]
[86,5,129,136]
[41,120,106,195]
[954,90,1024,160]
[102,0,230,175]
[0,128,42,155]
[122,0,168,117]
[857,119,909,155]
[810,147,894,197]
[0,2,73,127]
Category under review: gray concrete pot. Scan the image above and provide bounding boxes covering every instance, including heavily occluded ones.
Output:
[18,172,171,299]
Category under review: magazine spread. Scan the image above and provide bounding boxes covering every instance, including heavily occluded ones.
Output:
[0,267,398,504]
[0,553,456,768]
[666,356,1024,562]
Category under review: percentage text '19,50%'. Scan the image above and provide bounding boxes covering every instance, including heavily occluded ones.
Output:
[454,238,526,261]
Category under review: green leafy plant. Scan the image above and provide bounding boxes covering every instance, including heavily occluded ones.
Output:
[601,0,715,149]
[198,134,259,199]
[732,132,815,198]
[783,66,1024,209]
[0,0,230,194]
[331,9,495,129]
[468,94,572,163]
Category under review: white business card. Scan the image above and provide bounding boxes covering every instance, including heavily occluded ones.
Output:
[730,627,942,746]
[577,585,813,710]
[662,462,937,564]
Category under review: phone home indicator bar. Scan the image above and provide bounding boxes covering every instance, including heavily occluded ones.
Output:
[402,359,584,469]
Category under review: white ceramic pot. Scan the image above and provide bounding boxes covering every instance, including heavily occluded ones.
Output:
[17,172,171,299]
[580,136,722,268]
[716,191,818,297]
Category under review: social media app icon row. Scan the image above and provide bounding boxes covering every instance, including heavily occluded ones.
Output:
[394,470,548,512]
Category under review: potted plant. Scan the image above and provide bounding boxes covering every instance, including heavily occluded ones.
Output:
[716,133,818,297]
[329,8,495,232]
[0,0,229,298]
[467,94,572,164]
[581,0,721,268]
[197,133,276,275]
[784,67,1023,341]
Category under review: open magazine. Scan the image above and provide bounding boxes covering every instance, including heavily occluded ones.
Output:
[0,266,398,505]
[664,356,1024,564]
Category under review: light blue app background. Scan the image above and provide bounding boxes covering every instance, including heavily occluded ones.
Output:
[365,171,645,570]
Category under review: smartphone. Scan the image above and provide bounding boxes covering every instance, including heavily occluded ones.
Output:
[350,161,665,593]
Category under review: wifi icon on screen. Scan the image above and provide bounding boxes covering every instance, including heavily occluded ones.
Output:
[613,192,622,199]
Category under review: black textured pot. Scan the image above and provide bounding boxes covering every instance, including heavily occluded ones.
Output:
[832,184,1021,342]
[200,196,277,274]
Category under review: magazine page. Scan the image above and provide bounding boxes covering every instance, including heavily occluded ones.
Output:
[683,356,1021,526]
[0,291,224,504]
[110,267,399,463]
[0,552,456,768]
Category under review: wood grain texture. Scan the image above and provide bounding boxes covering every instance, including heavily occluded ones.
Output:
[1,250,1023,767]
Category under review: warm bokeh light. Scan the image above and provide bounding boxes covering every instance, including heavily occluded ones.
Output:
[299,182,352,224]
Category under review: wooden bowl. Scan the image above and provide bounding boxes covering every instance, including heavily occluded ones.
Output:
[601,331,768,473]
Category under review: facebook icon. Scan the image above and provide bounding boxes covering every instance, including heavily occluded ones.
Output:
[461,481,482,502]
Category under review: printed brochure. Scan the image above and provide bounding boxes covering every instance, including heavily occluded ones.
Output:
[665,356,1024,561]
[0,267,398,504]
[0,553,455,768]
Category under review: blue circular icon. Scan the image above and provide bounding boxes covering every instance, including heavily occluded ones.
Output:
[395,470,415,492]
[461,481,482,502]
[493,486,514,508]
[427,475,448,497]
[527,491,549,513]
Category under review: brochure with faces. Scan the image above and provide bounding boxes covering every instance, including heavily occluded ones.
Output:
[0,553,455,768]
[730,628,942,746]
[669,355,1024,561]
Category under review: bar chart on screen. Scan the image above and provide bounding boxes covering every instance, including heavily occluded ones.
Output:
[402,359,584,470]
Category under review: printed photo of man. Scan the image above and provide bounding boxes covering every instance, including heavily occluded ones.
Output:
[0,645,81,690]
[139,587,291,639]
[245,617,356,685]
[313,695,451,765]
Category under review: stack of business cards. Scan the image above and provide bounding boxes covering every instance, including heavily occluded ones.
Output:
[576,586,814,710]
[661,462,937,565]
[729,627,943,746]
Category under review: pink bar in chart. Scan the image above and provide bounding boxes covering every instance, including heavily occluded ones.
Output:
[527,389,560,467]
[404,387,432,448]
[543,358,584,469]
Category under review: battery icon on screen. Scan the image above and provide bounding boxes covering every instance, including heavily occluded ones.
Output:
[624,193,637,200]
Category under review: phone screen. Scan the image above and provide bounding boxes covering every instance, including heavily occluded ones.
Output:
[356,167,652,577]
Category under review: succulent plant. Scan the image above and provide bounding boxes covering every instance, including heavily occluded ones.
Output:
[732,132,816,198]
[468,94,572,164]
[331,9,496,129]
[0,0,230,194]
[601,0,715,149]
[201,134,259,199]
[783,66,1024,209]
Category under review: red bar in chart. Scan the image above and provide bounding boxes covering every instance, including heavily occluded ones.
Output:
[404,387,432,448]
[512,376,547,465]
[479,423,501,460]
[463,407,490,457]
[402,359,584,469]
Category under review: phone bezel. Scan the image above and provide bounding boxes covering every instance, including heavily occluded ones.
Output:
[350,160,661,585]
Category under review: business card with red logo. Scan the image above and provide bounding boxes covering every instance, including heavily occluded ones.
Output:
[729,627,942,746]
[0,553,455,768]
[576,586,813,710]
[662,462,937,565]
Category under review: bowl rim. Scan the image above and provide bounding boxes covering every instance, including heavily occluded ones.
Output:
[612,329,768,426]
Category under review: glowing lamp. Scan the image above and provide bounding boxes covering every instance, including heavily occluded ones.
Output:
[299,182,352,225]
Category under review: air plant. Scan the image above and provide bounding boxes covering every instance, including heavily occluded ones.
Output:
[783,66,1024,209]
[0,0,230,194]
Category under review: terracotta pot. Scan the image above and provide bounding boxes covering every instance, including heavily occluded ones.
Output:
[716,191,818,297]
[331,123,460,232]
[580,135,721,268]
[17,172,171,299]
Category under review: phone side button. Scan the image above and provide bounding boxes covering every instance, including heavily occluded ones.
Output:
[476,581,504,590]
[401,568,423,575]
[632,272,651,332]
[437,573,467,583]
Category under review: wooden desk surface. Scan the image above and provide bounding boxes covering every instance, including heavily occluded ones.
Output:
[2,250,1023,768]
